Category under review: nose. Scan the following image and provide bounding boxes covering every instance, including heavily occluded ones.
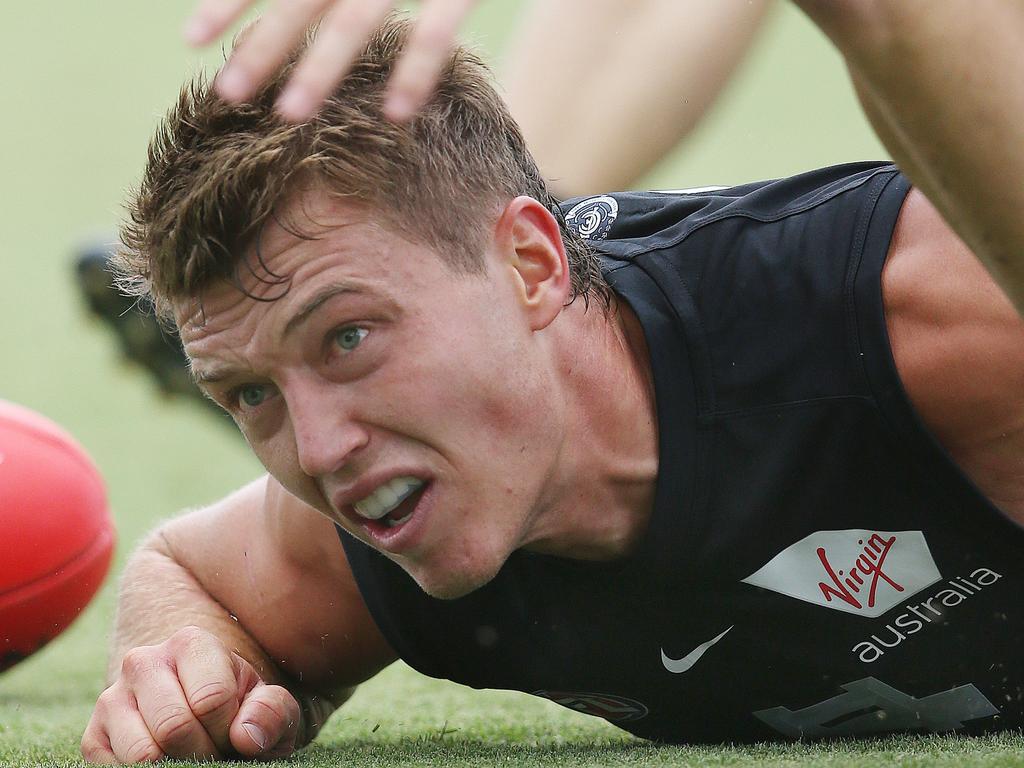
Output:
[288,383,369,479]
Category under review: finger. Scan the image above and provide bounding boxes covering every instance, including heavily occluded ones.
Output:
[275,0,394,122]
[124,651,220,759]
[81,709,118,765]
[184,0,256,47]
[217,0,335,104]
[173,645,249,755]
[383,0,478,121]
[229,683,302,759]
[99,691,166,765]
[108,705,165,764]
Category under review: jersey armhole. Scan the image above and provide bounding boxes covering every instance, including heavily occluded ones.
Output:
[849,172,1023,532]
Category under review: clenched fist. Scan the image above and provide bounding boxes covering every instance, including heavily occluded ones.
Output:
[81,626,301,764]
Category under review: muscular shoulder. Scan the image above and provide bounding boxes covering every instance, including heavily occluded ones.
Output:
[883,189,1024,517]
[160,477,397,691]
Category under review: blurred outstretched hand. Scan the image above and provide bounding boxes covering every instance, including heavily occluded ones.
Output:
[184,0,479,122]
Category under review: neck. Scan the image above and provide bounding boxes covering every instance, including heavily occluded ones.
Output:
[523,296,659,561]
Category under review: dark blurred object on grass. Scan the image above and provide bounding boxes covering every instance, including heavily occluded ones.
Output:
[75,240,229,422]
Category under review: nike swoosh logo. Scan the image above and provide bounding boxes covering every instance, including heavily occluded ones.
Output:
[660,626,733,674]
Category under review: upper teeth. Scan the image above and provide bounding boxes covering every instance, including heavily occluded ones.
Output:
[353,476,423,521]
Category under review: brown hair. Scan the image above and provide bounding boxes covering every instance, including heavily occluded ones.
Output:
[117,14,608,322]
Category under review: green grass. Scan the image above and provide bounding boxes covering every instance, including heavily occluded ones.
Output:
[4,1,1018,765]
[4,658,1024,766]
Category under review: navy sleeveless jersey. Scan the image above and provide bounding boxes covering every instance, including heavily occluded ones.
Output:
[339,162,1024,743]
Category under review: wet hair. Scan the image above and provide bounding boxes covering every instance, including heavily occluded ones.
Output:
[116,14,609,322]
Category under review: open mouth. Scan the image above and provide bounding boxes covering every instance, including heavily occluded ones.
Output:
[352,476,426,529]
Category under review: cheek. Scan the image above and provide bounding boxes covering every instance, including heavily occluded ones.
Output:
[245,422,322,508]
[394,319,527,414]
[389,331,553,463]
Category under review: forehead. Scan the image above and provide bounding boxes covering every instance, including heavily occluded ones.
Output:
[174,190,437,340]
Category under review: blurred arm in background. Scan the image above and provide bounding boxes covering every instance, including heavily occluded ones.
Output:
[795,0,1024,316]
[501,0,772,197]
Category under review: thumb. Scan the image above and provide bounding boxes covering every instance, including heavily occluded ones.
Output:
[229,680,302,759]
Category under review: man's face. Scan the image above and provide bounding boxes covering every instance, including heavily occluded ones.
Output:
[179,192,565,599]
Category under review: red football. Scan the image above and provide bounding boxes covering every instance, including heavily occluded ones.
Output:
[0,400,115,672]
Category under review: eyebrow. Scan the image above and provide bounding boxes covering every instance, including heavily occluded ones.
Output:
[190,362,231,386]
[189,282,360,387]
[282,282,359,339]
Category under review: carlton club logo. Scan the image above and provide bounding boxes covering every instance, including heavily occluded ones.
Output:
[564,195,619,241]
[742,530,942,618]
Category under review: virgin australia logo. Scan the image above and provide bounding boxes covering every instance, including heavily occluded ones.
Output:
[741,530,942,618]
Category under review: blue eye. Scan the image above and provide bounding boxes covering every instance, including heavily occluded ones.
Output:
[335,327,368,352]
[238,384,269,409]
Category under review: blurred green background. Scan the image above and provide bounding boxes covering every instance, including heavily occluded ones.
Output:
[0,1,907,764]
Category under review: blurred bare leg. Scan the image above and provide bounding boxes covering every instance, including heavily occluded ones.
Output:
[502,0,772,197]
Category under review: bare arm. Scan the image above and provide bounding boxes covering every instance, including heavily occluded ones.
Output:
[106,498,278,686]
[796,0,1024,315]
[155,477,394,698]
[83,477,395,763]
[884,189,1024,523]
[502,0,772,197]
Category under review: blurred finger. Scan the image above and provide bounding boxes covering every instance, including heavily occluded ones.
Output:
[276,0,394,121]
[384,0,478,121]
[184,0,255,46]
[229,683,302,759]
[217,0,335,103]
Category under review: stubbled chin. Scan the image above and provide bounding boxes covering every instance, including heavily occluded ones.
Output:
[402,556,506,601]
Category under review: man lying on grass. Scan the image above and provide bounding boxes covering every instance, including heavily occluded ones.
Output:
[82,2,1024,762]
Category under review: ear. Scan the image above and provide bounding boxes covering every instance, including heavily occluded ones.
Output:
[493,196,571,331]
